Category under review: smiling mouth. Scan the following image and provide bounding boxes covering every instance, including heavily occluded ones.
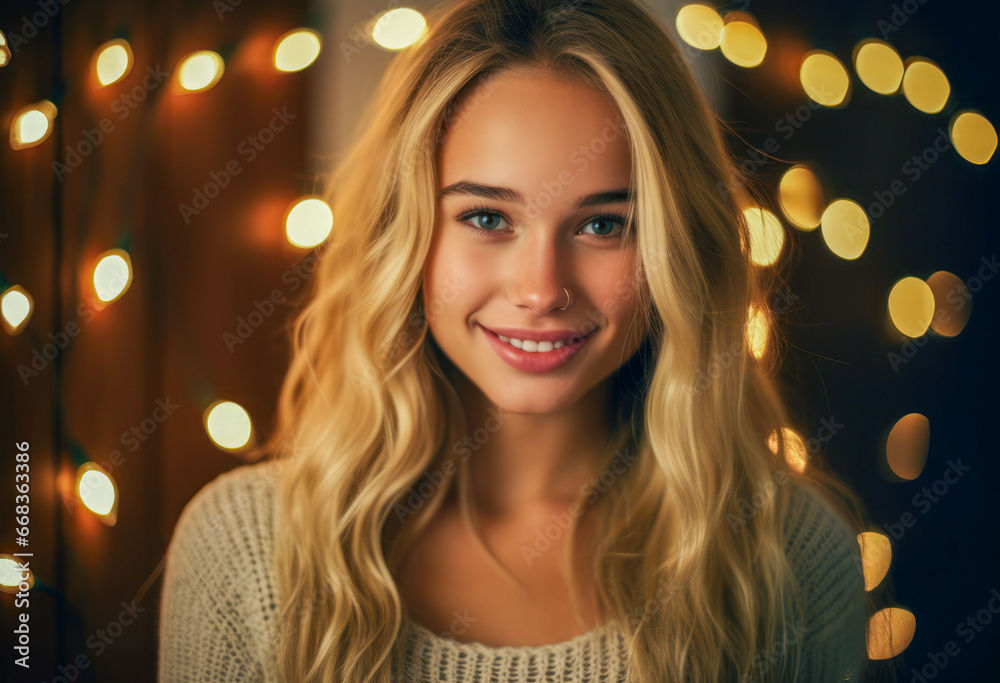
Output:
[478,324,599,373]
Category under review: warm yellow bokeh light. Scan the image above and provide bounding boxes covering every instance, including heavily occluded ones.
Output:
[94,39,133,87]
[372,8,428,50]
[1,285,34,336]
[177,50,224,92]
[950,111,996,165]
[205,400,253,450]
[746,304,769,359]
[779,165,825,231]
[719,21,766,67]
[285,197,334,248]
[10,100,58,150]
[800,51,850,107]
[820,199,869,260]
[886,413,930,481]
[768,427,808,473]
[0,554,34,595]
[888,276,935,337]
[926,270,972,337]
[743,207,784,266]
[93,249,133,303]
[867,607,916,660]
[854,40,904,95]
[274,29,321,72]
[857,532,892,592]
[676,4,723,50]
[902,59,949,114]
[78,465,117,519]
[1,29,13,67]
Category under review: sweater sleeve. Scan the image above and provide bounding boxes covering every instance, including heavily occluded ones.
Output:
[785,481,867,682]
[158,465,279,682]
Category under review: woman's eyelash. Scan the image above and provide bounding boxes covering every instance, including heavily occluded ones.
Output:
[454,204,628,240]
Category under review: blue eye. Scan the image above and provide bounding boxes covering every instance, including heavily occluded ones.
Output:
[455,206,628,241]
[579,216,627,239]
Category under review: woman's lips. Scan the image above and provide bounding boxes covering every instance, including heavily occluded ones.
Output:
[478,323,597,373]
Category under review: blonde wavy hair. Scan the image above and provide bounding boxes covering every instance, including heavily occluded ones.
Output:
[250,0,877,680]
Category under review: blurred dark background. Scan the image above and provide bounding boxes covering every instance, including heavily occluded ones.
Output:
[0,0,996,681]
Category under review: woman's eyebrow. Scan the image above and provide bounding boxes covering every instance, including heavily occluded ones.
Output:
[438,181,632,208]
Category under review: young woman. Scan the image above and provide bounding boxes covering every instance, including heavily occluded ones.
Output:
[158,1,873,681]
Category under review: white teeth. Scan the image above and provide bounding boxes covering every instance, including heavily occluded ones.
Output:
[496,335,575,352]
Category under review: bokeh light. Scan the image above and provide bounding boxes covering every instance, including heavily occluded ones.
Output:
[10,100,58,150]
[93,249,133,304]
[1,285,34,336]
[743,207,784,266]
[746,304,769,359]
[205,400,254,451]
[949,111,997,165]
[719,20,766,68]
[285,196,334,248]
[779,165,825,231]
[371,8,428,50]
[886,413,930,481]
[675,4,723,50]
[93,39,134,87]
[274,28,321,72]
[857,532,892,591]
[867,607,916,659]
[926,270,972,336]
[820,199,870,260]
[888,276,935,337]
[800,51,850,107]
[853,40,904,95]
[177,50,224,92]
[901,58,950,114]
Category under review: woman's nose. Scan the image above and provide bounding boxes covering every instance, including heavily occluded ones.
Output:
[505,236,572,314]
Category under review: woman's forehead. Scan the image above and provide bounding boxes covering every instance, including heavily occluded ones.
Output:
[437,72,632,200]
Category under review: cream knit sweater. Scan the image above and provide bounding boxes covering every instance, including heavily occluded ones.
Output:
[157,460,866,682]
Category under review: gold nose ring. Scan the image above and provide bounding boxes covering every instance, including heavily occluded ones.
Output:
[559,287,573,310]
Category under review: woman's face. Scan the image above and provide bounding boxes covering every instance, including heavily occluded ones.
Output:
[422,68,647,414]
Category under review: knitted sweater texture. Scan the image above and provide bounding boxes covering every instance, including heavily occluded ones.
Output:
[157,460,866,682]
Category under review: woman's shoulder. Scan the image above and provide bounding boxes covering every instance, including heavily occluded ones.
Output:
[782,477,862,577]
[159,459,287,681]
[781,477,867,641]
[166,459,286,564]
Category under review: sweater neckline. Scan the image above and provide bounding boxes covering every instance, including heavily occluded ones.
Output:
[403,615,622,654]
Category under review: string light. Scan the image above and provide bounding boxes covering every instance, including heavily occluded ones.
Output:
[820,199,870,260]
[273,28,321,72]
[767,427,808,473]
[9,100,58,150]
[93,38,134,87]
[285,196,333,248]
[857,532,892,591]
[204,400,254,451]
[886,413,930,481]
[743,207,784,267]
[92,248,133,304]
[719,16,767,68]
[76,462,119,526]
[0,28,11,67]
[853,39,904,95]
[675,4,723,50]
[778,165,825,231]
[949,110,997,165]
[745,304,769,359]
[887,276,935,337]
[800,50,851,107]
[176,50,224,92]
[371,8,428,50]
[867,607,916,659]
[0,554,34,595]
[901,57,950,114]
[1,285,34,336]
